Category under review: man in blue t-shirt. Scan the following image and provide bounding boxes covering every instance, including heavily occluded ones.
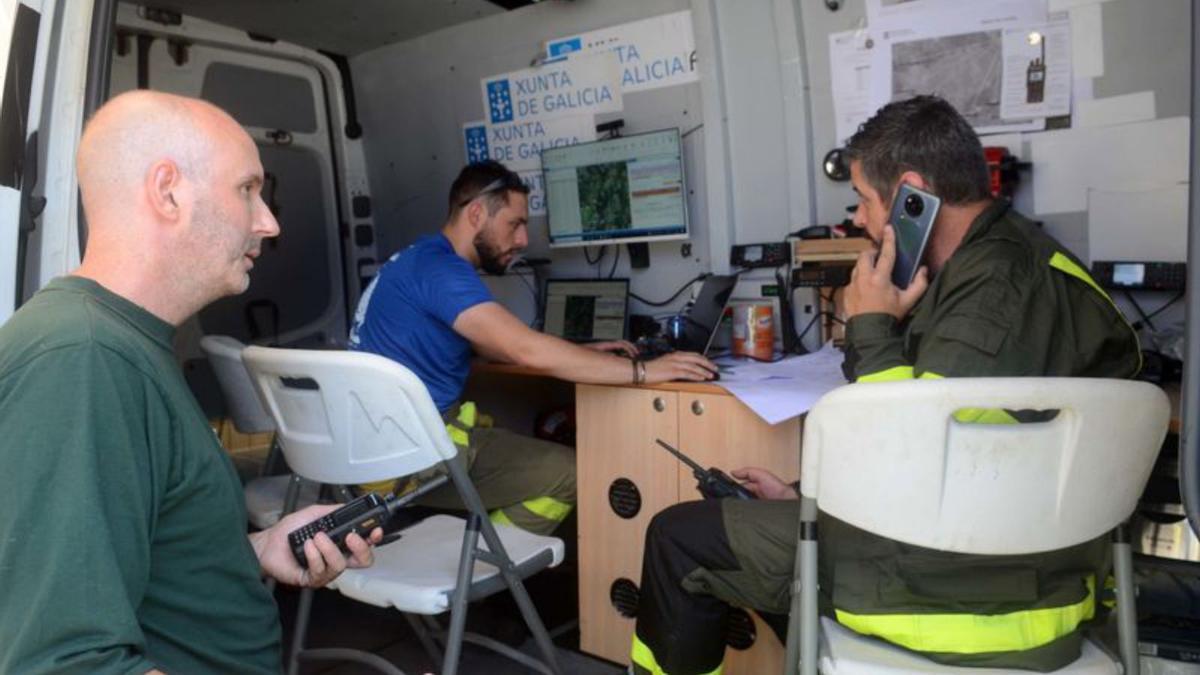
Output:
[351,160,716,534]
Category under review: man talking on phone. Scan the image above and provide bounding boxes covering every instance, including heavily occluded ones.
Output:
[629,96,1140,674]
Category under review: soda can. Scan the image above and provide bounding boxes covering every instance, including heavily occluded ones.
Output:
[731,302,774,360]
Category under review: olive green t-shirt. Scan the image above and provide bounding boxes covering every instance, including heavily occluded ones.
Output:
[0,277,280,674]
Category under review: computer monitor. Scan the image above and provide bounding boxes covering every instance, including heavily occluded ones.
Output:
[542,279,630,342]
[542,128,688,247]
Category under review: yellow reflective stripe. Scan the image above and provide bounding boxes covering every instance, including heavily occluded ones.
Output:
[447,425,469,446]
[522,496,573,522]
[1049,253,1112,302]
[952,408,1019,424]
[457,401,477,428]
[631,634,722,675]
[489,509,515,528]
[857,366,915,383]
[918,372,944,379]
[1049,252,1142,372]
[444,401,477,446]
[835,576,1095,655]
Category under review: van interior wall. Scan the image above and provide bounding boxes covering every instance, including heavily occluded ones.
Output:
[800,0,1193,343]
[349,0,814,320]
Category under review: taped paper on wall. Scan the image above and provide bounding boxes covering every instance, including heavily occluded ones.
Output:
[545,10,698,94]
[481,51,622,125]
[1074,91,1155,128]
[1087,184,1188,264]
[462,115,595,172]
[1000,18,1072,121]
[1030,116,1189,215]
[828,29,874,145]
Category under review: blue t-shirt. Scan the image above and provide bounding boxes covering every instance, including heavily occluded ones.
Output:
[349,234,493,412]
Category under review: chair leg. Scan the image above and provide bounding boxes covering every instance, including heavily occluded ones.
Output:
[288,587,314,675]
[474,509,561,675]
[441,511,482,675]
[799,497,820,675]
[1113,524,1140,675]
[446,459,562,675]
[403,612,443,666]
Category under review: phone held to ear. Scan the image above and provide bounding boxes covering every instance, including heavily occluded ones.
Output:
[888,184,941,289]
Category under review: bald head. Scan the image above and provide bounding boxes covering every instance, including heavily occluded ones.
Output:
[76,90,247,220]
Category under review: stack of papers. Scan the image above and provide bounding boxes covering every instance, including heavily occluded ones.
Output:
[712,342,849,425]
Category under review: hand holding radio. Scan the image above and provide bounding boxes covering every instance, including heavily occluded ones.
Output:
[845,225,930,320]
[731,467,797,500]
[253,503,383,588]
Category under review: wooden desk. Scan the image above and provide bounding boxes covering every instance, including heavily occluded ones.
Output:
[471,362,800,672]
[576,381,800,673]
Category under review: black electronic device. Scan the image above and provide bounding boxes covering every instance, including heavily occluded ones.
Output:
[888,184,941,290]
[730,242,791,269]
[288,475,448,567]
[1091,261,1187,291]
[792,264,852,288]
[289,493,394,567]
[655,439,756,500]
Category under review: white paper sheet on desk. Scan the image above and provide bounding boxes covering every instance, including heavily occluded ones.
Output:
[712,342,849,426]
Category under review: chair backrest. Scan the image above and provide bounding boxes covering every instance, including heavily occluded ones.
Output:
[241,346,459,486]
[801,377,1170,555]
[199,335,276,434]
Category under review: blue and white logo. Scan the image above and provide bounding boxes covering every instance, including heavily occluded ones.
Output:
[546,37,582,63]
[464,125,489,163]
[486,79,514,123]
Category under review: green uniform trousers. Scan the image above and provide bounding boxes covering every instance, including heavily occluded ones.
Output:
[415,425,576,536]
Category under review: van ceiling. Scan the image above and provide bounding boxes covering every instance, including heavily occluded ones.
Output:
[144,0,526,57]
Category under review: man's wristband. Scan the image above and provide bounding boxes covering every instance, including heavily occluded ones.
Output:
[631,357,639,384]
[637,360,647,384]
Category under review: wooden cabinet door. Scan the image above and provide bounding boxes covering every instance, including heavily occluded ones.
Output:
[677,392,802,675]
[576,385,680,663]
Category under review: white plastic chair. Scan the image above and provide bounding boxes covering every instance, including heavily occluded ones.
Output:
[783,378,1171,675]
[199,335,318,529]
[241,346,564,675]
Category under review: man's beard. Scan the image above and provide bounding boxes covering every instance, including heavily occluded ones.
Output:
[474,232,511,275]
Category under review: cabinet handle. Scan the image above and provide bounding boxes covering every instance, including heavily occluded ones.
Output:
[653,397,666,412]
[691,400,705,416]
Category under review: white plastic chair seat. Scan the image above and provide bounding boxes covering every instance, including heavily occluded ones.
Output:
[330,515,564,614]
[818,617,1120,675]
[243,475,320,529]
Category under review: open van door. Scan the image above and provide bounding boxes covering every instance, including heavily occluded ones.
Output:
[1,0,109,322]
[109,4,378,347]
[0,0,52,323]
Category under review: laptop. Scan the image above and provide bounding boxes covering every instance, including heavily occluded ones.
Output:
[674,274,738,356]
[542,278,630,342]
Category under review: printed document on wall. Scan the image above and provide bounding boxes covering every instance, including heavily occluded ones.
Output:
[545,10,698,93]
[865,0,1048,135]
[481,51,622,126]
[1000,18,1071,120]
[829,29,874,146]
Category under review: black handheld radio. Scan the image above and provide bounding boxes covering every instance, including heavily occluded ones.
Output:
[287,475,448,568]
[655,439,757,500]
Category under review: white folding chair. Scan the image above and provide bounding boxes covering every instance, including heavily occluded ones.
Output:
[199,335,318,529]
[242,346,564,675]
[783,378,1170,675]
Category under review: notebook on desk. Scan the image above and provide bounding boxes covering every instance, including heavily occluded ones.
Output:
[542,278,630,342]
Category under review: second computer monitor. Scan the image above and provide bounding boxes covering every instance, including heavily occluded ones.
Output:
[542,128,688,247]
[542,279,630,342]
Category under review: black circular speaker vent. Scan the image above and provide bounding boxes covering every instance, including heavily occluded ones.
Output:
[610,578,641,618]
[608,477,642,519]
[725,608,757,651]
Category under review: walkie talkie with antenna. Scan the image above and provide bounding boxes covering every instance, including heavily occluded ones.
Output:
[655,439,757,500]
[288,474,449,567]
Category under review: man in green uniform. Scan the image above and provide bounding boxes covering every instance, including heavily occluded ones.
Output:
[0,91,380,674]
[630,96,1140,674]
